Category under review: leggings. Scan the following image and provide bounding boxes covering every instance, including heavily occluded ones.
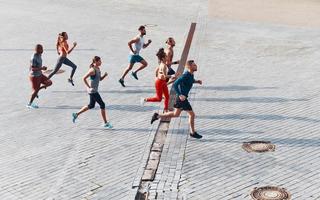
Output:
[48,56,77,79]
[146,78,169,110]
[88,92,105,109]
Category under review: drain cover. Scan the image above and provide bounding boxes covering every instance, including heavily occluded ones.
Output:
[43,69,65,74]
[242,141,275,153]
[251,186,291,200]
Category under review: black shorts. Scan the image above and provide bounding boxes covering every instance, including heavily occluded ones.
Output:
[174,98,192,111]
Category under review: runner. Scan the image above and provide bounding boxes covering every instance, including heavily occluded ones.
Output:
[72,56,112,128]
[118,25,152,87]
[48,32,77,86]
[164,37,179,83]
[150,60,203,139]
[141,48,177,112]
[27,44,52,108]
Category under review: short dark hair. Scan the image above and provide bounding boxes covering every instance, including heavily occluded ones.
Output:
[138,25,145,31]
[187,60,194,66]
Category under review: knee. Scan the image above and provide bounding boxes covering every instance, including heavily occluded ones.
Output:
[143,62,148,67]
[127,65,133,70]
[73,65,77,70]
[100,102,105,109]
[88,104,95,109]
[46,80,52,87]
[189,111,195,118]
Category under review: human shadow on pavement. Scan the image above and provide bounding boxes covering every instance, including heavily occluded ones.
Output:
[195,128,264,136]
[86,127,151,132]
[190,97,307,103]
[193,85,278,91]
[196,136,320,147]
[41,104,157,112]
[188,114,320,123]
[52,89,154,94]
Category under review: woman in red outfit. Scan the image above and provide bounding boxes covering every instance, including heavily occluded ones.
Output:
[141,48,177,112]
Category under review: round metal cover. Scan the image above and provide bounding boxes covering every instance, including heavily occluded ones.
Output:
[251,186,291,200]
[43,69,65,74]
[242,141,275,153]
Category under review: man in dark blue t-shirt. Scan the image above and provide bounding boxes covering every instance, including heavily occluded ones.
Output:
[151,60,203,139]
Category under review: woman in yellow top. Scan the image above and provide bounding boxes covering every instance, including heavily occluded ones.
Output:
[48,32,77,86]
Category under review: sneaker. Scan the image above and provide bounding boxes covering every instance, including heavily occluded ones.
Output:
[26,103,39,109]
[119,79,125,87]
[140,98,146,106]
[190,132,202,139]
[151,113,159,124]
[72,113,78,123]
[131,72,138,80]
[104,122,113,129]
[68,78,75,86]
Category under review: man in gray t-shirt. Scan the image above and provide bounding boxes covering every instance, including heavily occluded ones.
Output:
[27,44,52,109]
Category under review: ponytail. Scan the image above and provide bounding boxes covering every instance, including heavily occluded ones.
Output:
[90,56,101,68]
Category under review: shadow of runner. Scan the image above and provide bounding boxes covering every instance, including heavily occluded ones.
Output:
[197,136,320,147]
[86,128,151,132]
[197,128,264,136]
[40,104,157,112]
[193,85,278,91]
[51,89,154,94]
[186,114,320,123]
[190,97,308,103]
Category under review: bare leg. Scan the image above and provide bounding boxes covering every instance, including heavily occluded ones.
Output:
[77,106,89,116]
[101,109,109,124]
[186,110,195,133]
[133,59,148,74]
[159,108,182,119]
[28,81,52,104]
[121,63,134,80]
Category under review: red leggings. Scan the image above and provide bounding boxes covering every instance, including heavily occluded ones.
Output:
[146,78,169,110]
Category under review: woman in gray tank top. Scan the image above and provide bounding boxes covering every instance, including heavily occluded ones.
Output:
[72,56,113,128]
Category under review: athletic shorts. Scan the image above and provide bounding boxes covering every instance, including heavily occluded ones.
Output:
[128,54,144,64]
[29,74,51,91]
[174,97,192,111]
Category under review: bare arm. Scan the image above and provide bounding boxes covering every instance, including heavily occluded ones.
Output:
[143,39,152,48]
[128,37,140,54]
[30,65,47,71]
[194,80,202,85]
[100,72,108,81]
[67,42,77,54]
[82,68,95,89]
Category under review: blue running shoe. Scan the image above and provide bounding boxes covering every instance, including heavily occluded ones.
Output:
[26,103,39,109]
[72,113,78,123]
[104,122,113,129]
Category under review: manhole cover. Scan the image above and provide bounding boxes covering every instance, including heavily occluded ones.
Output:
[242,141,275,153]
[251,186,291,200]
[43,69,65,74]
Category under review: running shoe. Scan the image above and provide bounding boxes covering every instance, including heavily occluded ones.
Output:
[131,72,138,80]
[119,79,125,87]
[68,78,75,86]
[151,113,159,124]
[190,132,202,139]
[26,103,39,109]
[104,122,113,129]
[72,113,78,123]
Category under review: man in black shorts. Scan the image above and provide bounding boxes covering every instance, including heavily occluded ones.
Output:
[151,60,203,139]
